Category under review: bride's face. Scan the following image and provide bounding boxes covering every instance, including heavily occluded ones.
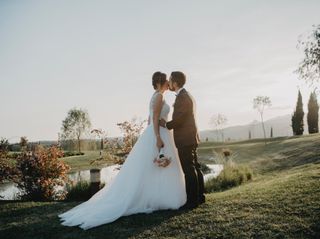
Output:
[161,80,169,92]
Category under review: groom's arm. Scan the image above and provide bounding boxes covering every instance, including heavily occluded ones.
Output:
[166,95,191,130]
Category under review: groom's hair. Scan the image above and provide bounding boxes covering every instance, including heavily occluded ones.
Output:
[152,72,167,90]
[170,71,186,88]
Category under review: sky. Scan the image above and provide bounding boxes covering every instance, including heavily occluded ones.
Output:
[0,0,320,142]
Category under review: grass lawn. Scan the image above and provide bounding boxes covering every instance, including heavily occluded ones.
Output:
[60,151,116,173]
[198,133,320,173]
[1,134,319,238]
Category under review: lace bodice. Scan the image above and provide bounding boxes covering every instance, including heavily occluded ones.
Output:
[149,92,170,121]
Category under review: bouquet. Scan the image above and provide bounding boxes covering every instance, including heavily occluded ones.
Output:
[153,148,171,167]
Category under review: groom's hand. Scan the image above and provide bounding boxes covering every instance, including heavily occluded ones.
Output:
[159,119,166,128]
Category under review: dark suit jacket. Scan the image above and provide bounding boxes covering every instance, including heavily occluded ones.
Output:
[166,89,200,148]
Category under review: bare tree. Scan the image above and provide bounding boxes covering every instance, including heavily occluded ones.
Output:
[210,114,228,142]
[91,128,106,159]
[117,117,146,154]
[253,96,272,144]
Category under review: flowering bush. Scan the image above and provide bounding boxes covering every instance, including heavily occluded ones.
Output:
[15,145,70,201]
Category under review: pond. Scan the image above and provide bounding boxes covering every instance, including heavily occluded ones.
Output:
[0,164,223,200]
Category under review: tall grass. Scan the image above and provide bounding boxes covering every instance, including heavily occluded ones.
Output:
[65,180,105,201]
[205,149,253,192]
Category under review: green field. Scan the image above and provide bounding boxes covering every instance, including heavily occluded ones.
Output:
[61,151,115,173]
[198,134,320,173]
[1,134,319,238]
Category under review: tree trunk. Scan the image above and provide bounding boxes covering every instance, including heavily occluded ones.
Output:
[100,138,103,159]
[77,137,81,152]
[260,113,267,145]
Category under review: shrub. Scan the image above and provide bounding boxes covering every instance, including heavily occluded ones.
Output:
[15,146,70,201]
[205,148,253,192]
[63,151,85,157]
[0,138,19,184]
[65,180,105,201]
[7,152,21,159]
[0,158,18,183]
[65,180,91,201]
[205,162,253,193]
[199,162,211,174]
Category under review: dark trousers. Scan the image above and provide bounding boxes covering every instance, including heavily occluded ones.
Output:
[178,145,205,206]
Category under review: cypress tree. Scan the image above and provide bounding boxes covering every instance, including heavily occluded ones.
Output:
[291,90,304,135]
[270,127,273,138]
[307,91,319,134]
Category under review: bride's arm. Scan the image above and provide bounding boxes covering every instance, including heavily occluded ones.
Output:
[153,93,164,149]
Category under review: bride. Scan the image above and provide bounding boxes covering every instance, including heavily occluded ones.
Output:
[59,72,187,230]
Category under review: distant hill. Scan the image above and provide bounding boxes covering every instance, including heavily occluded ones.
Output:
[200,114,297,141]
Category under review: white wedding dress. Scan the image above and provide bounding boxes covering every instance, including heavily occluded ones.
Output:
[59,92,187,230]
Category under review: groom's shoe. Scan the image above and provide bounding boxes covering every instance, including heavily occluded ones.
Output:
[179,203,198,211]
[199,195,206,204]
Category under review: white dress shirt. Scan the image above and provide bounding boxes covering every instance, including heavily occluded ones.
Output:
[175,87,184,96]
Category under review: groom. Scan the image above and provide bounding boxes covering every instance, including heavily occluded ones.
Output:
[160,71,205,209]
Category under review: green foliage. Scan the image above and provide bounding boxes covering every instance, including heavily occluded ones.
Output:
[0,158,17,184]
[7,152,21,159]
[204,148,252,192]
[291,90,304,135]
[0,138,18,184]
[307,91,319,134]
[63,151,85,157]
[65,180,105,201]
[65,180,91,201]
[60,139,103,152]
[60,108,91,152]
[0,137,9,152]
[205,161,252,193]
[9,143,21,152]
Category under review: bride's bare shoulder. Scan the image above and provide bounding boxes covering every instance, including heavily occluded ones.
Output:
[151,91,163,100]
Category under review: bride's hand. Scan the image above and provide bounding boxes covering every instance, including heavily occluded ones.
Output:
[156,136,164,149]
